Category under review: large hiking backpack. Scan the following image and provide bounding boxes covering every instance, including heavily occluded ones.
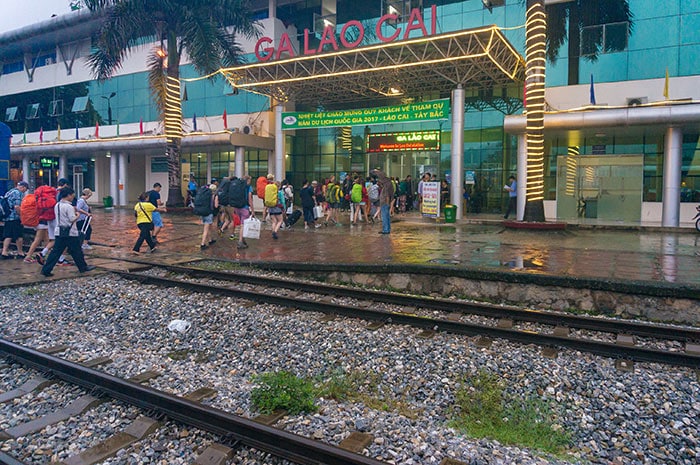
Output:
[368,184,380,202]
[229,178,247,208]
[192,186,213,216]
[35,186,58,221]
[20,193,39,227]
[327,184,340,203]
[351,183,363,203]
[217,179,231,206]
[0,192,12,220]
[264,183,279,207]
[256,176,268,199]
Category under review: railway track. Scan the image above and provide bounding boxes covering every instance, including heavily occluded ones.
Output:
[114,261,700,369]
[0,339,385,465]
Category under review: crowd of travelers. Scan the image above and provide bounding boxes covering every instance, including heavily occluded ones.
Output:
[0,178,96,276]
[182,170,450,245]
[0,170,454,269]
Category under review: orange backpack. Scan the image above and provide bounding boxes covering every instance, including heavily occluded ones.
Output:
[256,176,268,199]
[20,193,39,227]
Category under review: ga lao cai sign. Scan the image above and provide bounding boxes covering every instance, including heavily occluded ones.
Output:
[255,5,437,62]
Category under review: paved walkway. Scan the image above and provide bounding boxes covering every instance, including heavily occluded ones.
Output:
[1,207,699,289]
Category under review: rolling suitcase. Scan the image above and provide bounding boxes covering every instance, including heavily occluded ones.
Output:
[285,209,302,227]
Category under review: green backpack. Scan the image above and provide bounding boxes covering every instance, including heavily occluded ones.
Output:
[351,183,363,203]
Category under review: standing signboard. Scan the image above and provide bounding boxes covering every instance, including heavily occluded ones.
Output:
[421,182,440,218]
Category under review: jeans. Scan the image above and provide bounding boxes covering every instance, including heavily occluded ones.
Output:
[380,204,391,233]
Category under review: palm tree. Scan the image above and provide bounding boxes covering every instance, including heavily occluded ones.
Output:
[84,0,260,206]
[545,0,633,85]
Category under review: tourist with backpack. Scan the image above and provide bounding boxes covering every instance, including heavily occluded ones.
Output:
[1,181,29,259]
[22,187,48,264]
[76,188,94,250]
[350,176,367,225]
[299,180,318,230]
[368,177,380,222]
[147,183,166,244]
[264,176,284,239]
[31,184,58,265]
[192,184,218,249]
[216,177,232,236]
[133,191,165,254]
[373,169,394,234]
[40,188,96,277]
[325,180,342,226]
[228,175,254,248]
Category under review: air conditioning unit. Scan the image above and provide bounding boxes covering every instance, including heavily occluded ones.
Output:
[626,97,648,106]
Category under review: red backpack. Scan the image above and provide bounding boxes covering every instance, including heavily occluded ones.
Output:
[20,193,39,227]
[35,185,58,221]
[256,176,267,199]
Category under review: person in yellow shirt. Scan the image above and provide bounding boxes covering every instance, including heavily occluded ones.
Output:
[133,192,165,254]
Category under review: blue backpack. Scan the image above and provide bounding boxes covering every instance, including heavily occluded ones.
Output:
[0,191,15,220]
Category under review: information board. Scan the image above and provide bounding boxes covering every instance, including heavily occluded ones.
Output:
[421,181,440,218]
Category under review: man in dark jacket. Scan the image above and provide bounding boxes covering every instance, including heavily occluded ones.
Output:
[372,169,394,234]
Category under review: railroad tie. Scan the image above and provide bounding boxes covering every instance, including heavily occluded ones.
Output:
[0,369,159,442]
[56,386,214,465]
[339,432,373,453]
[0,356,112,404]
[0,394,104,440]
[193,443,234,465]
[0,375,54,404]
[56,416,160,465]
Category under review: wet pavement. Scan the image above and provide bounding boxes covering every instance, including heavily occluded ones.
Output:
[1,207,699,289]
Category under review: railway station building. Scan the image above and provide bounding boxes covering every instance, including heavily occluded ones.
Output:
[1,0,700,226]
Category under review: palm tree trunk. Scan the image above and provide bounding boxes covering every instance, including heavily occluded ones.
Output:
[164,34,184,208]
[524,0,547,222]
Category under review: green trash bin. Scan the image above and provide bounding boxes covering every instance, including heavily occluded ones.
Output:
[103,196,113,208]
[444,204,457,223]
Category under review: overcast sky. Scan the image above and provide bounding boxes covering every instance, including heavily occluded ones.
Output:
[0,0,75,34]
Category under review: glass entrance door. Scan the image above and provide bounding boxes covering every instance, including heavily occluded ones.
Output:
[368,151,440,180]
[557,154,643,223]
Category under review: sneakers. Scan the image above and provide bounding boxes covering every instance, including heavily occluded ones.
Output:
[228,235,236,241]
[272,232,278,240]
[148,247,157,254]
[314,224,322,228]
[237,242,249,249]
[80,265,96,273]
[200,244,207,250]
[41,271,54,277]
[208,239,216,245]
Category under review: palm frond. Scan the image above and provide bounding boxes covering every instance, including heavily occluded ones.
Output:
[147,50,168,115]
[544,2,568,64]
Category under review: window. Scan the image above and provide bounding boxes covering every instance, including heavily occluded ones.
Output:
[2,61,23,74]
[25,103,41,119]
[4,107,18,122]
[72,96,89,113]
[581,22,630,57]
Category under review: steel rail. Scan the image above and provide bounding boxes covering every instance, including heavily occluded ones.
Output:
[0,339,385,465]
[116,271,700,369]
[137,262,700,343]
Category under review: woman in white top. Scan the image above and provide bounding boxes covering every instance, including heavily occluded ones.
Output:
[40,188,95,277]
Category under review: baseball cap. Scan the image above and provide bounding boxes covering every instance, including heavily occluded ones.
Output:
[17,181,29,188]
[58,178,70,186]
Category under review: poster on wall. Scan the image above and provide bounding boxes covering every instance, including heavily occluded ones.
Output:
[421,181,440,218]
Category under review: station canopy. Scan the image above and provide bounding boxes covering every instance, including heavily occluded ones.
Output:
[219,25,524,106]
